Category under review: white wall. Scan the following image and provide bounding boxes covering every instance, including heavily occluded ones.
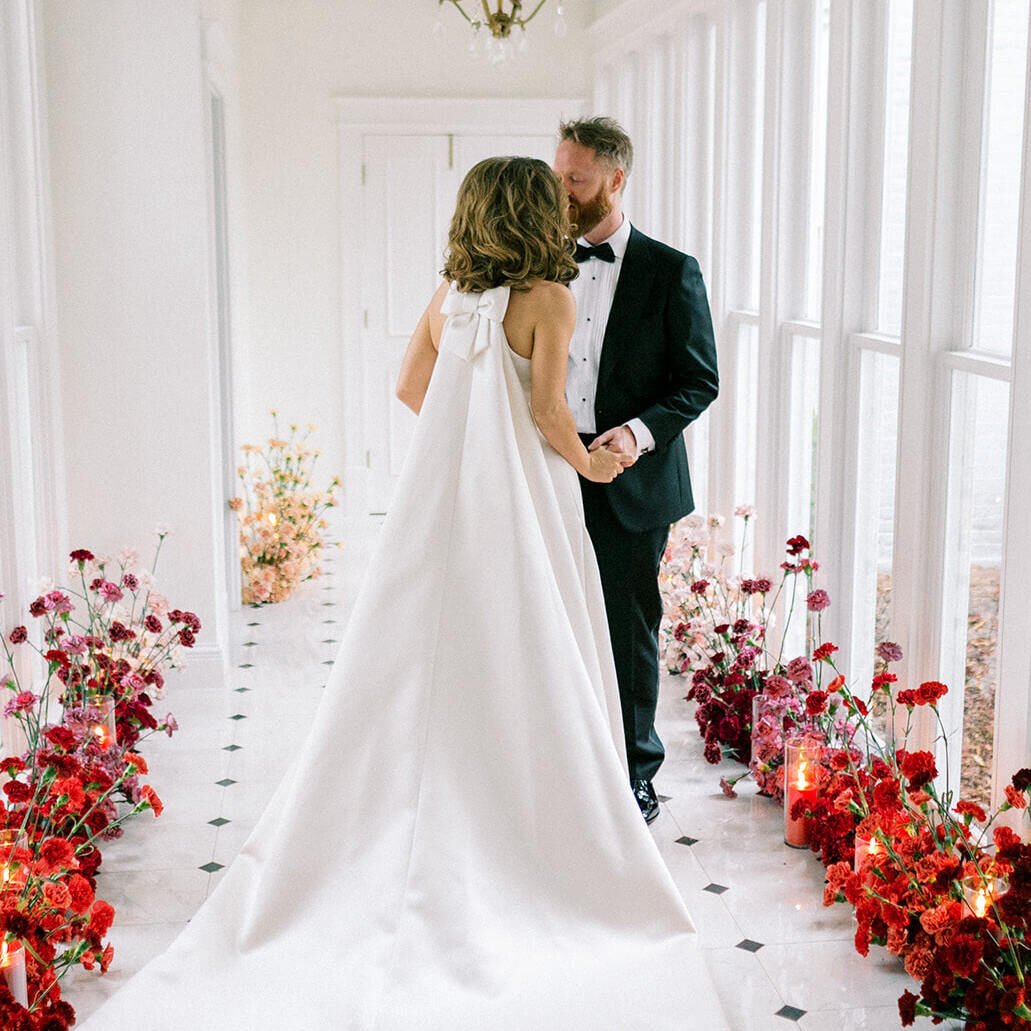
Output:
[235,0,592,491]
[42,0,227,682]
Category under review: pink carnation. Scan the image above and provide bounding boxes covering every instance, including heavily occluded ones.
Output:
[806,589,831,612]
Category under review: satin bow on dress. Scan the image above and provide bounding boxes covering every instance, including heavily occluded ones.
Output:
[439,283,510,361]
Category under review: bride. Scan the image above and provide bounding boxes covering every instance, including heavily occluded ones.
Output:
[80,157,727,1029]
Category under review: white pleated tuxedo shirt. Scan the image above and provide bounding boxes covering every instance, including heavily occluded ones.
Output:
[566,215,655,457]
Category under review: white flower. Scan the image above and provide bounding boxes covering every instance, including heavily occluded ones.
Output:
[716,541,736,557]
[118,546,141,569]
[34,575,55,594]
[734,505,757,519]
[154,523,173,537]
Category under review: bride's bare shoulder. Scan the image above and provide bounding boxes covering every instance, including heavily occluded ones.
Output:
[511,280,574,322]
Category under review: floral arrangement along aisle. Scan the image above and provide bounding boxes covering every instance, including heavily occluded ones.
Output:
[0,533,198,1028]
[229,412,340,605]
[661,511,1031,1030]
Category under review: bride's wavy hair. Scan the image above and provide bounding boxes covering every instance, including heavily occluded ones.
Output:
[443,157,578,292]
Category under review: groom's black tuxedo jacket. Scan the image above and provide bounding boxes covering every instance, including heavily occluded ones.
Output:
[592,226,718,533]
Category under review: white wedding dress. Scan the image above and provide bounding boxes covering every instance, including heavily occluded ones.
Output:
[80,285,727,1030]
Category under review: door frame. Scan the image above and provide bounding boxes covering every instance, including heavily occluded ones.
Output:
[334,96,585,521]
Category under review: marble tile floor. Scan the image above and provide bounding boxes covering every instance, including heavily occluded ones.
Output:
[64,523,953,1030]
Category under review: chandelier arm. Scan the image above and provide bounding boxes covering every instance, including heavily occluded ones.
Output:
[517,0,548,27]
[442,0,474,26]
[480,0,493,24]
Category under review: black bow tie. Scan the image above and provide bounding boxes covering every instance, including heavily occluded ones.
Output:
[574,242,615,263]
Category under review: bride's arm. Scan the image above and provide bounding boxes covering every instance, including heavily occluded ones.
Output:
[397,281,449,414]
[529,285,626,484]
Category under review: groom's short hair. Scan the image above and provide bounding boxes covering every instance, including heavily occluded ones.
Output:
[558,116,634,180]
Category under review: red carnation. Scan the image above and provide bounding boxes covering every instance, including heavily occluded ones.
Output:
[67,873,95,914]
[1004,783,1027,809]
[806,589,831,612]
[786,534,810,555]
[690,579,709,594]
[89,899,115,937]
[805,691,828,716]
[914,680,948,706]
[8,625,27,644]
[955,799,987,823]
[1012,768,1031,792]
[813,642,838,661]
[28,596,46,617]
[140,784,164,818]
[69,548,95,563]
[896,689,917,707]
[901,750,937,790]
[37,836,77,875]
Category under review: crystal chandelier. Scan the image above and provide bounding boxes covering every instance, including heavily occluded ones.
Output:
[436,1,567,65]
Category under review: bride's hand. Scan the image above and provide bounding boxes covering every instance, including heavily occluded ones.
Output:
[586,447,627,483]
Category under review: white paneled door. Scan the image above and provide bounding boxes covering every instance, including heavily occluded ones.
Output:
[359,130,555,514]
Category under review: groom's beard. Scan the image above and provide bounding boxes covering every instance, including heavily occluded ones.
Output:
[568,185,612,238]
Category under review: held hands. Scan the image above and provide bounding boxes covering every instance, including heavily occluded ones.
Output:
[586,446,628,483]
[588,425,639,466]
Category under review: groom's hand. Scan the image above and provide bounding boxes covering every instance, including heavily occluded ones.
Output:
[588,425,638,466]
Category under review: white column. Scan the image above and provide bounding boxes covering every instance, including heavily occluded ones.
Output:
[41,0,228,686]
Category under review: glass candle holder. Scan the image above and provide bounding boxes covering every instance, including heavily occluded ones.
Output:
[853,832,887,875]
[961,872,1009,919]
[784,736,821,848]
[0,829,28,894]
[0,939,27,1007]
[87,696,117,750]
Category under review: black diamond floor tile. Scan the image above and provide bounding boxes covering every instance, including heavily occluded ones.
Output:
[238,663,254,669]
[223,744,242,752]
[775,1005,806,1021]
[736,939,764,952]
[321,602,337,607]
[246,621,261,627]
[199,861,224,873]
[675,835,698,846]
[702,883,728,895]
[234,687,250,693]
[322,659,334,666]
[321,639,338,644]
[208,817,230,827]
[229,714,247,721]
[242,641,258,647]
[215,778,237,787]
[322,619,337,624]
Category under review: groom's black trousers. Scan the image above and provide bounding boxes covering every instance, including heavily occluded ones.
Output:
[578,450,669,785]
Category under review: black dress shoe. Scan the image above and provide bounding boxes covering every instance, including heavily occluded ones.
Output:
[633,779,659,824]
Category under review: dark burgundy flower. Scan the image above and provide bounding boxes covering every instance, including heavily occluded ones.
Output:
[178,627,196,648]
[28,597,46,617]
[703,739,722,764]
[121,573,139,591]
[898,990,918,1026]
[69,548,95,563]
[690,579,709,594]
[806,589,831,612]
[8,625,27,644]
[753,578,772,593]
[786,534,810,555]
[1013,768,1031,793]
[144,614,163,634]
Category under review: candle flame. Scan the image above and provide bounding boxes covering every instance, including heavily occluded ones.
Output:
[795,758,812,790]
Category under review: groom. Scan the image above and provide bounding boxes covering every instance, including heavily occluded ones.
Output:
[554,117,718,823]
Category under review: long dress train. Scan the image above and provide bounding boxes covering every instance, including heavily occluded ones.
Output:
[80,284,728,1030]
